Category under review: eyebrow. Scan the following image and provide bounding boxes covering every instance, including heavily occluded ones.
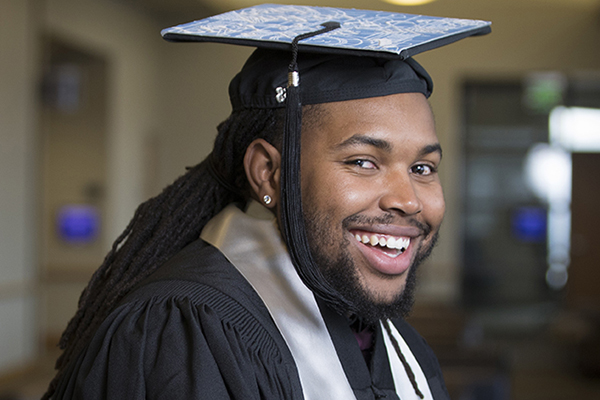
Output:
[334,134,443,159]
[334,134,392,152]
[420,143,443,159]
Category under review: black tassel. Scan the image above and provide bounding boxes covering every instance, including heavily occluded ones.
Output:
[279,21,353,314]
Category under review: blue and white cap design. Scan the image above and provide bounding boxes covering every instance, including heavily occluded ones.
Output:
[162,3,491,60]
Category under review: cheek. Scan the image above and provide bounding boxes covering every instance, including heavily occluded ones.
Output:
[421,185,445,225]
[333,181,367,205]
[311,174,376,215]
[302,174,377,237]
[302,165,356,203]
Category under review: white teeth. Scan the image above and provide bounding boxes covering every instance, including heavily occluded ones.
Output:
[354,233,410,253]
[395,237,410,251]
[370,235,379,246]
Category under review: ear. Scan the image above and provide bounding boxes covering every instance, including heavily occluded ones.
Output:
[243,139,281,208]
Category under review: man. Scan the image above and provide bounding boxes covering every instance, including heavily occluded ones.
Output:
[44,5,490,400]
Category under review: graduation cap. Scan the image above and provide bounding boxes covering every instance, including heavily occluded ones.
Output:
[162,4,491,107]
[162,4,490,316]
[162,4,490,59]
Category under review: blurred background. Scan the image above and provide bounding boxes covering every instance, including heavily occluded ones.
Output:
[2,0,600,398]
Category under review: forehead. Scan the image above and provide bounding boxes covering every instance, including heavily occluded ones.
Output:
[301,92,437,149]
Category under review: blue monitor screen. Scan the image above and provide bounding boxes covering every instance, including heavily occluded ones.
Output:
[57,205,100,244]
[511,206,547,243]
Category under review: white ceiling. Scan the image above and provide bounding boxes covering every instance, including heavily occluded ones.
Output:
[206,0,600,9]
[204,0,600,15]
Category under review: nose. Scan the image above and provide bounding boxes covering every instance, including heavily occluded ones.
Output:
[378,172,423,216]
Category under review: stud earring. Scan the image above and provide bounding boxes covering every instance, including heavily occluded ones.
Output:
[263,195,272,205]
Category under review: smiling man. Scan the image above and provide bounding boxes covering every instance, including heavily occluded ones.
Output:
[44,5,489,400]
[300,92,445,324]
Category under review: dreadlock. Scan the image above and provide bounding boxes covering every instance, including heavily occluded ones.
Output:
[43,107,285,399]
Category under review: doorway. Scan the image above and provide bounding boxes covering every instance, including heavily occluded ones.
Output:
[39,37,109,348]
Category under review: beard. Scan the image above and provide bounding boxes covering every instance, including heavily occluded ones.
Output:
[303,209,439,326]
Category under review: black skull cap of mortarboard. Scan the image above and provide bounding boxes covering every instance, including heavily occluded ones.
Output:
[228,48,433,111]
[162,4,491,317]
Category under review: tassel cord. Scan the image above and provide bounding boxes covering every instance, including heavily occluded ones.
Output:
[382,320,425,399]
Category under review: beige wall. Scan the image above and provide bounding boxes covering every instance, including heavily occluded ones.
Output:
[152,41,253,192]
[0,0,40,374]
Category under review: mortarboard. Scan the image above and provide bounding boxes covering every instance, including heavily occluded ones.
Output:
[162,4,491,108]
[162,4,490,59]
[161,3,491,317]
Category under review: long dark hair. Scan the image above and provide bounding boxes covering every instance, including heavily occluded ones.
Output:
[43,107,284,399]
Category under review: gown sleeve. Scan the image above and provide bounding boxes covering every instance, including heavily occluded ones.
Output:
[52,280,302,400]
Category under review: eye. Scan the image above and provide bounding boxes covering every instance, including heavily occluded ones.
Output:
[347,159,377,169]
[411,164,436,175]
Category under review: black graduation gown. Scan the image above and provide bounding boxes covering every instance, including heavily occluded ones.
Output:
[52,239,449,400]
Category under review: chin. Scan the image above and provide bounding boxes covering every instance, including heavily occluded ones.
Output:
[362,279,410,307]
[326,262,418,326]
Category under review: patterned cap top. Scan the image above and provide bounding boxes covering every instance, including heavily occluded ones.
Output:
[162,3,491,60]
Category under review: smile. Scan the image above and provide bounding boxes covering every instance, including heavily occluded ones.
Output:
[353,232,410,258]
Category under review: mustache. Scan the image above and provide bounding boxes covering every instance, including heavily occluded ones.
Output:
[342,212,432,237]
